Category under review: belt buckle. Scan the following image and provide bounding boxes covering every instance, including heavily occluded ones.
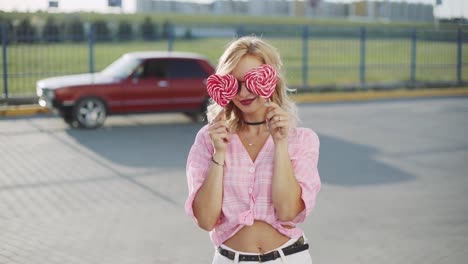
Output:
[258,250,278,262]
[258,253,266,263]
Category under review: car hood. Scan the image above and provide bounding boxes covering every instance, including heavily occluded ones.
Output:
[37,73,117,90]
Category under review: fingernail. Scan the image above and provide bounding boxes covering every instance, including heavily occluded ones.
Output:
[264,102,269,107]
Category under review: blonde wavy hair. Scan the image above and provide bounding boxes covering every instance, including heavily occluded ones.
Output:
[206,36,299,131]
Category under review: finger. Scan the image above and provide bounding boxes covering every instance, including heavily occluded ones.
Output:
[264,101,279,109]
[264,102,279,118]
[212,131,231,143]
[209,120,230,133]
[265,109,279,121]
[212,109,226,123]
[210,126,230,135]
[270,121,287,130]
[267,112,285,124]
[269,120,288,131]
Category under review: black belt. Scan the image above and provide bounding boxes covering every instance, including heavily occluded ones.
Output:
[217,236,309,262]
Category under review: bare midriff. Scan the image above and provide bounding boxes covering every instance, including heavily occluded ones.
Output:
[222,220,291,254]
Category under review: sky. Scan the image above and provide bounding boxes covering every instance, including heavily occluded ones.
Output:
[0,0,466,19]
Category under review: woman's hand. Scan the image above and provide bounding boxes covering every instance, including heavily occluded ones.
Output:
[265,102,289,144]
[208,110,230,153]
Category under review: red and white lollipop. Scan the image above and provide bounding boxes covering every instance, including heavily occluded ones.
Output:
[244,64,277,99]
[206,74,238,107]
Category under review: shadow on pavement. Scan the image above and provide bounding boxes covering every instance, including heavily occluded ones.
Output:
[64,120,415,186]
[319,134,415,186]
[66,122,205,169]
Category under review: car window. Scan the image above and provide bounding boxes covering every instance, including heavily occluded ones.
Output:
[101,56,141,79]
[167,60,208,79]
[141,59,168,79]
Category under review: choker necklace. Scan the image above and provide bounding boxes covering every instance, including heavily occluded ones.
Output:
[244,120,266,126]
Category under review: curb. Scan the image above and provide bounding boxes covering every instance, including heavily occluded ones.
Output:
[291,87,468,103]
[1,88,467,117]
[0,104,50,117]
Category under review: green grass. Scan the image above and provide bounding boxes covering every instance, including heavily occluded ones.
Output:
[2,37,468,96]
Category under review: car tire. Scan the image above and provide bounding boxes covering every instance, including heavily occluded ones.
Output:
[199,97,210,123]
[63,114,77,127]
[184,98,209,123]
[73,97,107,129]
[184,112,202,123]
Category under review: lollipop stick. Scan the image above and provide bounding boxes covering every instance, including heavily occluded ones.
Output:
[265,98,271,131]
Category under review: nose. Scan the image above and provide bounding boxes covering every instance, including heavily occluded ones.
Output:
[238,82,252,97]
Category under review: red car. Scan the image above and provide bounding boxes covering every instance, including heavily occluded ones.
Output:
[36,51,214,128]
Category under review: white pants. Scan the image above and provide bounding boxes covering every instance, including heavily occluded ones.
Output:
[212,237,312,264]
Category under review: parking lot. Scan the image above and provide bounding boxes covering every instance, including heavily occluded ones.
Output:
[0,97,467,264]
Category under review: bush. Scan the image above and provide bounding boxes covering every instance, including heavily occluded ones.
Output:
[117,20,133,41]
[184,28,193,40]
[92,20,111,41]
[42,16,61,42]
[16,17,36,43]
[65,18,85,42]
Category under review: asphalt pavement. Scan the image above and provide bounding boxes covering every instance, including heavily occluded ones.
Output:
[0,97,467,264]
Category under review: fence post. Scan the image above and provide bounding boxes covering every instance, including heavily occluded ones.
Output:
[302,25,309,88]
[1,21,8,99]
[410,28,417,84]
[360,27,366,86]
[168,22,174,52]
[88,24,95,73]
[457,28,462,84]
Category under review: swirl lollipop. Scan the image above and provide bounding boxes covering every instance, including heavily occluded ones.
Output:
[244,64,277,99]
[206,74,238,107]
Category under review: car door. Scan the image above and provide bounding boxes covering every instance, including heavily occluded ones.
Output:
[165,59,210,111]
[123,59,171,112]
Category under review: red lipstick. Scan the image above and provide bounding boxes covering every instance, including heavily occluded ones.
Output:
[240,98,256,106]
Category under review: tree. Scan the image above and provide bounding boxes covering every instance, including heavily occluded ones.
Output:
[117,20,133,41]
[140,17,156,41]
[0,18,14,43]
[65,18,84,42]
[92,20,110,41]
[16,17,36,43]
[42,16,61,42]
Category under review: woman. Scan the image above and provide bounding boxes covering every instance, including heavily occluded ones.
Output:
[185,36,321,263]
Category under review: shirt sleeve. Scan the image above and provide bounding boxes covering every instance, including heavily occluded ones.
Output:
[184,125,214,223]
[290,128,321,224]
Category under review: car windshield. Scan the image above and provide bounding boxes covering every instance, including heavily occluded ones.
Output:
[101,56,141,79]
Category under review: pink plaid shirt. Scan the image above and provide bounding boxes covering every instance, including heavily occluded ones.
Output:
[185,125,321,247]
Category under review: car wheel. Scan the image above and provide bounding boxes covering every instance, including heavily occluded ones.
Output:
[73,97,107,129]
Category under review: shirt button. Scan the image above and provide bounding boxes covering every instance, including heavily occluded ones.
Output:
[248,187,253,194]
[249,167,255,173]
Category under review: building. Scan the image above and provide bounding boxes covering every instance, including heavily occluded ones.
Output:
[350,1,434,22]
[135,0,211,14]
[126,0,436,23]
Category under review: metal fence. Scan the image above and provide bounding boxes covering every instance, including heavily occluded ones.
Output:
[1,22,467,100]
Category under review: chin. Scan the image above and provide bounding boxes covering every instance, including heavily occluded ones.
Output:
[237,102,262,114]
